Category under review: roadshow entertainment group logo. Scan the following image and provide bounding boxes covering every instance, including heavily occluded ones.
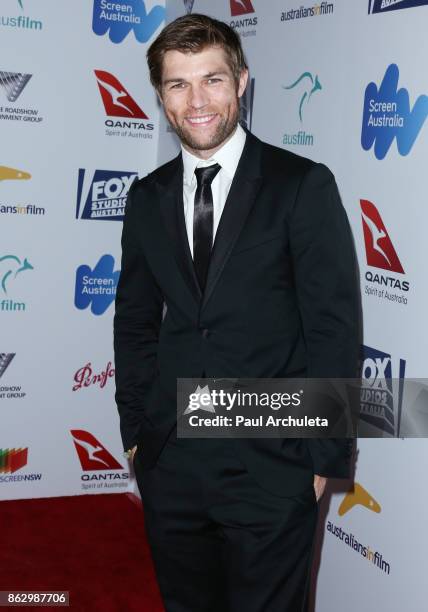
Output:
[0,352,26,400]
[361,63,428,159]
[92,0,165,43]
[0,70,44,124]
[95,69,154,139]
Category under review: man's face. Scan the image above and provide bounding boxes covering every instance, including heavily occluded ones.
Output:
[159,46,248,158]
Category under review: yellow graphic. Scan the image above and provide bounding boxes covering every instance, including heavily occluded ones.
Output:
[338,482,381,516]
[0,166,31,181]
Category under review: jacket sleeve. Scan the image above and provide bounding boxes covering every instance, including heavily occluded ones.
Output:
[289,163,359,478]
[113,180,164,451]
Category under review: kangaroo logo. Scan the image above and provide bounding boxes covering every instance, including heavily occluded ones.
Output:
[360,199,404,273]
[338,482,381,516]
[0,166,31,182]
[92,0,165,44]
[283,72,322,122]
[0,255,33,294]
[362,63,428,159]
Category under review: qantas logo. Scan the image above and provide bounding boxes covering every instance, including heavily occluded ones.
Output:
[360,199,404,273]
[230,0,255,15]
[71,430,123,470]
[94,70,148,119]
[338,482,381,516]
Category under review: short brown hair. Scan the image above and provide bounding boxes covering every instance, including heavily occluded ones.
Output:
[147,13,248,92]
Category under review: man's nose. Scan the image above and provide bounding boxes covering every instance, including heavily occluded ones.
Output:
[187,84,209,110]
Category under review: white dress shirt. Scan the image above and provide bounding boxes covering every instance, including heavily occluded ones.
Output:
[181,123,247,258]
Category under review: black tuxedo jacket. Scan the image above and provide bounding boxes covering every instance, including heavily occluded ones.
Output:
[114,129,359,497]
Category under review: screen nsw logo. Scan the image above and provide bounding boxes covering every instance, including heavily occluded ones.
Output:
[361,64,428,159]
[76,169,137,221]
[92,0,165,43]
[74,255,119,315]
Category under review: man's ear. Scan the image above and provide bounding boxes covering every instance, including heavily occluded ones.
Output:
[237,69,249,99]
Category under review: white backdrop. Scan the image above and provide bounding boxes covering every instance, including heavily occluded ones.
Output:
[1,1,427,611]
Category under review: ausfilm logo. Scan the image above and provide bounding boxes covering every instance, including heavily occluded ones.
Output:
[360,199,409,306]
[0,254,34,313]
[70,429,129,492]
[0,0,43,32]
[281,71,322,147]
[0,71,44,124]
[229,0,258,38]
[72,360,115,392]
[0,352,26,400]
[360,345,406,437]
[95,70,154,139]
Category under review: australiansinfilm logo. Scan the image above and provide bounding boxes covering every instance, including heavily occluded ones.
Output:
[76,169,137,221]
[361,63,428,159]
[229,0,258,38]
[0,353,26,400]
[0,70,44,124]
[281,1,334,22]
[74,254,120,316]
[360,199,409,305]
[0,165,45,217]
[95,69,155,139]
[0,0,43,32]
[0,254,34,313]
[92,0,165,44]
[281,70,322,146]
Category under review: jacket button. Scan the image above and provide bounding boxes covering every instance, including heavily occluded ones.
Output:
[200,328,210,338]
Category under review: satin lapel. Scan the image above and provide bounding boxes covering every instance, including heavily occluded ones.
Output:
[201,133,263,311]
[157,157,202,303]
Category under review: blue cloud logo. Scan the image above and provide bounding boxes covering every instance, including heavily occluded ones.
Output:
[361,63,428,160]
[75,254,120,316]
[92,0,165,44]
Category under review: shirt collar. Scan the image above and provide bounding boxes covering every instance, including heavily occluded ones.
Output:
[181,123,247,187]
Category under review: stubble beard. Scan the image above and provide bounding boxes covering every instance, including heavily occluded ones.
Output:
[170,100,240,153]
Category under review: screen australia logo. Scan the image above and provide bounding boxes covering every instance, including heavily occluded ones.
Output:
[282,71,322,147]
[92,0,165,43]
[362,63,428,159]
[75,254,119,316]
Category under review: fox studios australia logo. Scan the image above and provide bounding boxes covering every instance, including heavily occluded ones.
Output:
[92,0,165,44]
[361,64,428,159]
[368,0,428,14]
[360,199,409,306]
[0,0,43,32]
[70,429,129,491]
[360,345,406,437]
[0,70,43,125]
[76,169,137,221]
[74,254,119,316]
[95,69,154,139]
[0,254,34,313]
[281,71,322,147]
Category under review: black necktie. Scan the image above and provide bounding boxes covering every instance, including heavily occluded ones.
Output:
[193,163,221,292]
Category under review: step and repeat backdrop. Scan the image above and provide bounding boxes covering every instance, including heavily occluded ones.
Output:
[2,1,427,610]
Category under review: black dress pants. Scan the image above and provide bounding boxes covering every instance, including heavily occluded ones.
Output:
[134,432,318,612]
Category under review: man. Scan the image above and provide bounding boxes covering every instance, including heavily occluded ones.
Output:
[114,13,358,612]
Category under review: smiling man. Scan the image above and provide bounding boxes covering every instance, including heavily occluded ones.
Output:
[114,13,359,612]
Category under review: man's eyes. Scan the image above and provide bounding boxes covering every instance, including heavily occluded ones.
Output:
[170,78,222,89]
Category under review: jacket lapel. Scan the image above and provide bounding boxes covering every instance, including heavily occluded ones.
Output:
[201,131,263,310]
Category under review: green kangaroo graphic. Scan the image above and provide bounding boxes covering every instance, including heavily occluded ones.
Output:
[0,255,33,294]
[283,72,322,122]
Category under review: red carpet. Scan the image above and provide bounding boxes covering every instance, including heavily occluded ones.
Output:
[0,493,164,611]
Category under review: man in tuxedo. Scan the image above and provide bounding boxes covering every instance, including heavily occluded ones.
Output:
[114,13,358,612]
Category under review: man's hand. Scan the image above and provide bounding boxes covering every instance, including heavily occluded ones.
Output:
[313,474,328,502]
